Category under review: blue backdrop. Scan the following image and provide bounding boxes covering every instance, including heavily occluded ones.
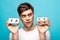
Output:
[0,0,60,40]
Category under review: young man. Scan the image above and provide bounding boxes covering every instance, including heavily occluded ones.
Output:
[6,2,50,40]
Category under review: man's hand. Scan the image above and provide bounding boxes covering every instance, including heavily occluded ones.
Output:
[6,20,20,34]
[36,19,50,34]
[36,19,50,40]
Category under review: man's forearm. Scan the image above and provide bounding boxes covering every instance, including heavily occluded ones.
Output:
[39,33,46,40]
[12,31,18,40]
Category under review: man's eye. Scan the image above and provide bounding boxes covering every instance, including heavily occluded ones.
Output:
[22,15,26,18]
[28,13,32,17]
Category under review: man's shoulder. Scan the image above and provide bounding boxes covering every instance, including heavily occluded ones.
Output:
[19,28,24,32]
[46,30,50,36]
[46,30,50,33]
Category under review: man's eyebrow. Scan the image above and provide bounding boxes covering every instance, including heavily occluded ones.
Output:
[28,13,32,15]
[21,14,26,15]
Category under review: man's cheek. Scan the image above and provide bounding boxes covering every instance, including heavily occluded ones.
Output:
[32,18,33,21]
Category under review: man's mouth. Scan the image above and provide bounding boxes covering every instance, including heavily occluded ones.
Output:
[26,21,31,24]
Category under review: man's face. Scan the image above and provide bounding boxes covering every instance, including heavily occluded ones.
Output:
[20,9,34,28]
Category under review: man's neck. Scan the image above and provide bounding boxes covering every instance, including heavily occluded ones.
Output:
[23,25,34,32]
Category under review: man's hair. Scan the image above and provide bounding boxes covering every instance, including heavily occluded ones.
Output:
[17,2,34,16]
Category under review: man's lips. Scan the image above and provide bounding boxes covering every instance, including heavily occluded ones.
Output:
[26,21,31,24]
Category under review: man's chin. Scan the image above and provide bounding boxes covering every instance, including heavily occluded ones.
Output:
[26,24,32,28]
[27,25,31,27]
[25,23,33,28]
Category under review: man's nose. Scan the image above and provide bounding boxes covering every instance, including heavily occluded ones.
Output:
[26,16,30,21]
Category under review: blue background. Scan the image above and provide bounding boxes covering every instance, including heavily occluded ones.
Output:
[0,0,60,40]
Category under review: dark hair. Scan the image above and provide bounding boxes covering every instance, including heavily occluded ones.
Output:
[17,2,34,16]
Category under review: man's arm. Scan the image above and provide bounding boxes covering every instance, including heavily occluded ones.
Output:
[39,31,50,40]
[36,18,50,40]
[12,31,18,40]
[9,31,18,40]
[6,21,20,40]
[39,33,46,40]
